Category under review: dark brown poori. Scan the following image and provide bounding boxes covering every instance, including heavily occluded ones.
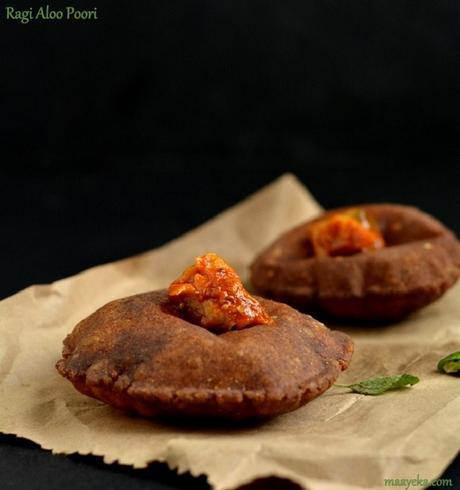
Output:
[250,204,460,321]
[56,288,353,419]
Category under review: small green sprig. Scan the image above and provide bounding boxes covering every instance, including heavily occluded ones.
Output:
[437,351,460,375]
[335,374,420,395]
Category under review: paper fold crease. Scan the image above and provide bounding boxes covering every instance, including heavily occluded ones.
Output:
[1,174,458,490]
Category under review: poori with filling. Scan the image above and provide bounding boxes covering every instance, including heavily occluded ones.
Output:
[250,204,460,320]
[56,253,353,419]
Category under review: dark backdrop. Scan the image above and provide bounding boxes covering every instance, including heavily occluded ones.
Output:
[1,0,460,171]
[1,1,459,489]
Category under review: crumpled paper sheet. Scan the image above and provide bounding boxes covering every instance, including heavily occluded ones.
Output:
[0,174,459,490]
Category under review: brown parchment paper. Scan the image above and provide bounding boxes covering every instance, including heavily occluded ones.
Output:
[1,174,459,490]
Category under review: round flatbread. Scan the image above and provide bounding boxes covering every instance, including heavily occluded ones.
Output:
[56,290,353,419]
[251,204,460,320]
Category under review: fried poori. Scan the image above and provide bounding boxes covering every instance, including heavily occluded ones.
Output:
[57,254,353,419]
[250,204,460,321]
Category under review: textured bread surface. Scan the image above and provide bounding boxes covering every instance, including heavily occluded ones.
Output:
[251,204,460,320]
[57,290,353,419]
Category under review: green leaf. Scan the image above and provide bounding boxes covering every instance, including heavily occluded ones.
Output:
[437,351,460,375]
[336,374,419,395]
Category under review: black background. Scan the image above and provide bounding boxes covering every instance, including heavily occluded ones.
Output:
[1,0,459,488]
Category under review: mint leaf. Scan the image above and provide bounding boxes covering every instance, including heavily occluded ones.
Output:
[336,374,419,395]
[437,351,460,375]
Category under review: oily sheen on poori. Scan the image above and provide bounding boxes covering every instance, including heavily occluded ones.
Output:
[57,253,353,419]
